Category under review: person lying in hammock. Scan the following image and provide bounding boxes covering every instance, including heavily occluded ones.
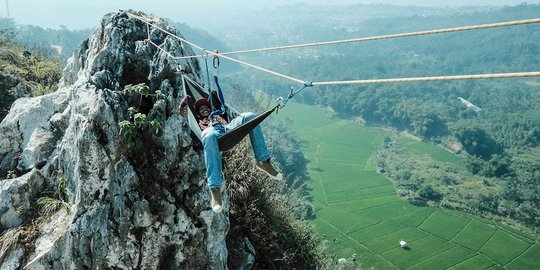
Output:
[179,93,282,213]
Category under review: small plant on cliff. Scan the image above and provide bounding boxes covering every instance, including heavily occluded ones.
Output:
[122,83,166,103]
[5,170,17,179]
[124,83,149,103]
[36,175,70,216]
[31,84,56,97]
[119,83,162,150]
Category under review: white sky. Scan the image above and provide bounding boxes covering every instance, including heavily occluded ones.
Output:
[3,0,540,29]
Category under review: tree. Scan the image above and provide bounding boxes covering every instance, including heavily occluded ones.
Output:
[418,185,443,202]
[455,125,501,159]
[0,18,17,43]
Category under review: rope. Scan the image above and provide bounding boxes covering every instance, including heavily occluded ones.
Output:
[203,51,212,89]
[169,17,540,59]
[128,11,305,85]
[312,71,540,86]
[127,11,540,87]
[214,53,305,84]
[127,12,205,52]
[147,39,179,63]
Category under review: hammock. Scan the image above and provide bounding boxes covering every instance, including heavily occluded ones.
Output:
[181,75,277,151]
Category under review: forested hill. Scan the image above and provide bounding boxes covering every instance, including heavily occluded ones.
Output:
[225,4,539,150]
[0,18,92,60]
[219,4,540,230]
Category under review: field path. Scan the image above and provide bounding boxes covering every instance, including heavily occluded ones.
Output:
[317,174,329,206]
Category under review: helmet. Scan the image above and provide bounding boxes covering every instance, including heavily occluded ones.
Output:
[195,98,211,113]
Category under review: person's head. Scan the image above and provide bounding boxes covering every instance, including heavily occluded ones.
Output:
[195,98,212,118]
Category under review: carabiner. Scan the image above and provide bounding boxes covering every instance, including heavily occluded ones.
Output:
[212,50,220,69]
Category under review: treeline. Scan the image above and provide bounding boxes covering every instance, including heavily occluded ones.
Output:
[0,18,93,59]
[223,4,540,230]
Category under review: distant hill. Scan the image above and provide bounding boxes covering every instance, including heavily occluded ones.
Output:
[0,18,93,60]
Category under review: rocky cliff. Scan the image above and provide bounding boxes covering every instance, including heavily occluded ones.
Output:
[0,10,235,269]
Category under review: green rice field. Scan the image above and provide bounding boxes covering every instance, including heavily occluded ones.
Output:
[274,102,540,269]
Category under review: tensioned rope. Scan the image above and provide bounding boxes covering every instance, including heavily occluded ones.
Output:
[311,71,540,86]
[129,12,205,51]
[212,53,305,84]
[176,18,540,59]
[127,12,540,86]
[127,12,305,84]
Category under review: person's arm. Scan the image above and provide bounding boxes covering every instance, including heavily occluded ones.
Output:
[179,95,194,117]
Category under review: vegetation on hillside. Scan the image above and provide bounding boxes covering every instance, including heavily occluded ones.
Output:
[224,4,540,231]
[225,141,358,269]
[224,142,326,269]
[375,138,540,231]
[0,19,63,121]
[0,18,93,59]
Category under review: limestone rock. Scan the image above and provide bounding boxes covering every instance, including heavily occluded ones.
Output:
[0,170,45,230]
[0,10,233,270]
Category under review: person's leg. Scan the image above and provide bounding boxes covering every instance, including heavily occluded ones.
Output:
[201,126,223,189]
[226,113,281,180]
[226,112,270,162]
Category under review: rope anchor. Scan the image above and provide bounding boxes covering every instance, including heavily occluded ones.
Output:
[280,81,314,109]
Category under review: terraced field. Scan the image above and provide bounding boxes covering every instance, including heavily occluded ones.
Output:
[274,102,539,269]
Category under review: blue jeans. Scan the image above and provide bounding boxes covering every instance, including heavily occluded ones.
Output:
[201,112,271,189]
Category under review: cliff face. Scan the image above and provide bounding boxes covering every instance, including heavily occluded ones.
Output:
[0,10,232,269]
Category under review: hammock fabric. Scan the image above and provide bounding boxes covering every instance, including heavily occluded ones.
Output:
[181,75,277,151]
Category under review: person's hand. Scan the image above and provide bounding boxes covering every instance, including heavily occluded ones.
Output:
[179,105,187,117]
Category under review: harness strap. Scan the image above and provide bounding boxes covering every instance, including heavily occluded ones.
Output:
[202,50,216,119]
[209,75,226,118]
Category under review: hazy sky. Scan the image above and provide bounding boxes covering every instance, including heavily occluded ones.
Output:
[3,0,540,29]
